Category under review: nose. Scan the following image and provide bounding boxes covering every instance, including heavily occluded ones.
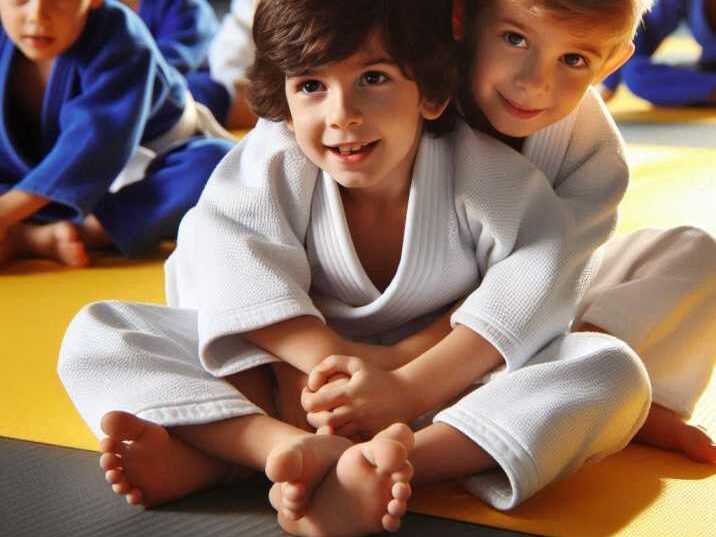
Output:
[326,87,362,129]
[27,0,51,24]
[514,55,551,95]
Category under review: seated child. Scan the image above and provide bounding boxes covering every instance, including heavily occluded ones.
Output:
[58,1,651,535]
[119,0,234,126]
[439,0,716,463]
[601,0,716,105]
[0,0,234,267]
[207,0,258,129]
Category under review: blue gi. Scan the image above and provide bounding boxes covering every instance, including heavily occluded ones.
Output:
[0,1,233,257]
[603,0,716,106]
[137,0,231,123]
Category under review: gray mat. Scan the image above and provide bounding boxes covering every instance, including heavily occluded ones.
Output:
[0,437,532,537]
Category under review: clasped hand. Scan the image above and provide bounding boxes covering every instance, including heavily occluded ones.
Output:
[301,355,416,439]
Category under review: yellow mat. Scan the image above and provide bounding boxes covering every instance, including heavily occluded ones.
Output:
[607,36,716,124]
[1,143,715,537]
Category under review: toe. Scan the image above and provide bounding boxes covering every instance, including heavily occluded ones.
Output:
[392,481,412,502]
[100,452,123,471]
[282,481,307,503]
[391,460,414,483]
[105,469,125,485]
[126,488,144,505]
[112,482,131,495]
[387,498,406,517]
[99,436,124,455]
[382,513,402,533]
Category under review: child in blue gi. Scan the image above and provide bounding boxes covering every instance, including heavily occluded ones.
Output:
[0,0,234,268]
[119,0,232,125]
[601,0,716,105]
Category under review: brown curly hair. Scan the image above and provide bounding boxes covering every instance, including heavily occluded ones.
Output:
[247,0,459,136]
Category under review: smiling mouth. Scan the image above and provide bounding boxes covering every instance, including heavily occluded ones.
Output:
[498,94,544,118]
[326,141,379,156]
[23,35,55,47]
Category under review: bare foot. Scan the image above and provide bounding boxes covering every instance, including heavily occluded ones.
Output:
[634,404,716,463]
[269,423,414,537]
[0,221,88,267]
[99,411,241,507]
[77,215,112,250]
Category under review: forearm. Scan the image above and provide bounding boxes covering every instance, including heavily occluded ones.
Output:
[242,316,352,374]
[0,190,49,229]
[396,324,504,417]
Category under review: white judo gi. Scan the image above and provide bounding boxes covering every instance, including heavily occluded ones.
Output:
[59,119,651,510]
[524,87,716,419]
[202,4,715,417]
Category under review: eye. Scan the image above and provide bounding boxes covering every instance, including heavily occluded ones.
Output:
[562,54,587,68]
[360,71,390,86]
[299,80,325,94]
[502,32,527,48]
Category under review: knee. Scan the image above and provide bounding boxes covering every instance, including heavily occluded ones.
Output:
[582,333,652,411]
[57,301,129,384]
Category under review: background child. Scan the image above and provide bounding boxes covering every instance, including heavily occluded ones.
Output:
[601,0,716,105]
[448,0,716,462]
[207,0,258,128]
[119,0,233,125]
[59,2,650,536]
[0,0,234,267]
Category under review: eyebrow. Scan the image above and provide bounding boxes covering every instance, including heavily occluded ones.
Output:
[361,56,398,67]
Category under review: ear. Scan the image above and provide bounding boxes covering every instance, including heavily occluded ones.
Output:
[285,118,295,133]
[420,98,451,121]
[452,0,466,41]
[596,41,634,83]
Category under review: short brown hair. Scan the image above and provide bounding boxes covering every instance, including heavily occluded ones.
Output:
[247,0,458,135]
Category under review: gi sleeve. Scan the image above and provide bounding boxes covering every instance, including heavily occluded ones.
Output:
[164,119,323,361]
[14,33,155,220]
[450,125,580,372]
[148,0,218,74]
[622,0,716,106]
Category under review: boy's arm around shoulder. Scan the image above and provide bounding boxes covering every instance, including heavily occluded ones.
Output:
[548,87,629,273]
[448,123,582,373]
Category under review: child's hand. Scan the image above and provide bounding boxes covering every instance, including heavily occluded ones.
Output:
[301,355,417,438]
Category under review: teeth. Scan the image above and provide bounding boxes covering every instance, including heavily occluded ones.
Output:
[337,143,367,155]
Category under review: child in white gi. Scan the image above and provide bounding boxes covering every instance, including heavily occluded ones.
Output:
[439,0,716,463]
[59,1,651,535]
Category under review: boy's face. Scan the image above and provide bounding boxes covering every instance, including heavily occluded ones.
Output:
[0,0,102,63]
[284,34,446,195]
[468,0,633,138]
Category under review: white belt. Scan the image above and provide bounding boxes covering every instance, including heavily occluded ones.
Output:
[109,92,237,193]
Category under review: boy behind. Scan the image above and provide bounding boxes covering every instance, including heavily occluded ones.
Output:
[448,0,716,463]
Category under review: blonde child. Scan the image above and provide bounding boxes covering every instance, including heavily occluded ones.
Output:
[446,0,716,462]
[59,0,650,536]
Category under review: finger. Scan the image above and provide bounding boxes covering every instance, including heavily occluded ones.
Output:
[306,410,331,429]
[325,405,354,430]
[307,355,362,391]
[301,383,350,412]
